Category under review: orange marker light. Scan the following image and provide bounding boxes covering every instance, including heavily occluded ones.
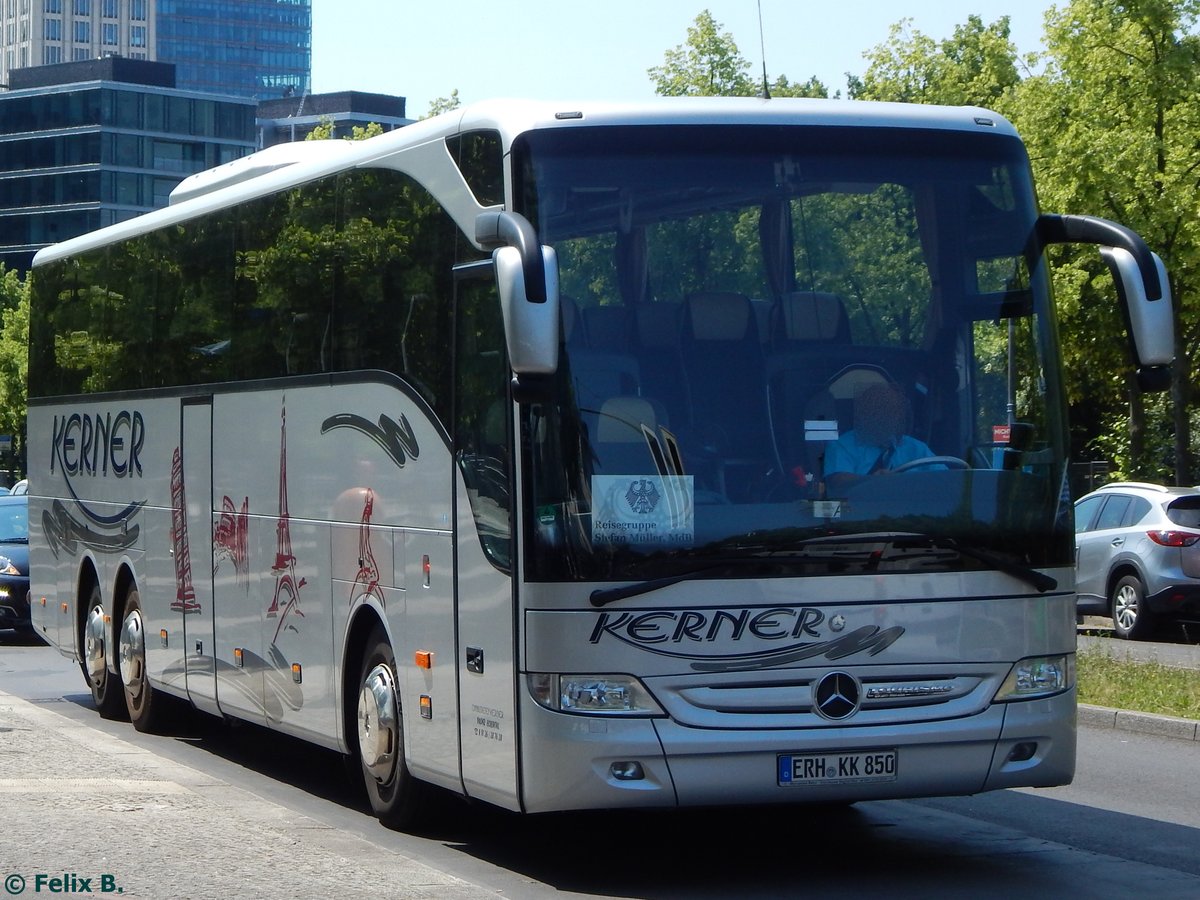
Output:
[415,650,433,669]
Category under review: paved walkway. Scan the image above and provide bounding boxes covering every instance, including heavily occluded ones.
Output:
[0,690,496,900]
[0,631,1194,899]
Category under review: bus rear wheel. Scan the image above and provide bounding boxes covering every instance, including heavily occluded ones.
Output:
[355,627,428,830]
[81,583,126,720]
[119,587,168,732]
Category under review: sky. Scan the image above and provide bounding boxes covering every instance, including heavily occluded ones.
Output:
[311,1,1057,118]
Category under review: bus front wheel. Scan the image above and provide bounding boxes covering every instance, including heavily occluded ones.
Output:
[355,627,428,829]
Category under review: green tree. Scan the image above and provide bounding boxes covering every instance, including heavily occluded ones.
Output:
[649,10,754,96]
[425,89,461,118]
[0,265,28,470]
[305,118,386,141]
[853,15,1021,109]
[1008,0,1200,482]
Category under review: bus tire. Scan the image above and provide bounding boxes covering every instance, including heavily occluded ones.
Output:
[81,583,127,720]
[118,587,168,733]
[355,626,428,830]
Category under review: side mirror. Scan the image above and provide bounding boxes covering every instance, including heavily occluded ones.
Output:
[476,211,560,400]
[1037,213,1174,392]
[495,243,559,374]
[1100,247,1173,392]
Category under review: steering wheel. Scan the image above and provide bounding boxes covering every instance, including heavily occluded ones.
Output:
[889,455,969,473]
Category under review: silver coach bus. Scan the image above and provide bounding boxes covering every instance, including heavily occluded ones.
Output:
[26,98,1173,828]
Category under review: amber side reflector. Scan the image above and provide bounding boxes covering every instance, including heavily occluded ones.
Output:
[415,650,433,669]
[234,647,244,667]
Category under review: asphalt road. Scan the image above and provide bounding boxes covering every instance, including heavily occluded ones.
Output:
[2,627,1198,899]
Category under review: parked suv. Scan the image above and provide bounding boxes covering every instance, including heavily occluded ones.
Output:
[1074,482,1200,640]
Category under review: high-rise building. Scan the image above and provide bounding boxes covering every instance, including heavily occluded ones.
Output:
[157,0,310,100]
[0,57,256,271]
[0,0,311,101]
[257,91,410,147]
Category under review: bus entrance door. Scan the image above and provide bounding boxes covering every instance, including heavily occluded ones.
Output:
[179,398,219,716]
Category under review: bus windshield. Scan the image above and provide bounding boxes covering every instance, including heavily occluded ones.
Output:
[514,123,1072,583]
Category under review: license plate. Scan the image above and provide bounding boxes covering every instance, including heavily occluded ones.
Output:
[777,749,898,786]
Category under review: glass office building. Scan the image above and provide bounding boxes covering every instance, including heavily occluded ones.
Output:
[1,0,311,102]
[157,0,311,100]
[0,58,256,271]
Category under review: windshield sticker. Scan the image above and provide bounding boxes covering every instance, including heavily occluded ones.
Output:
[591,475,694,546]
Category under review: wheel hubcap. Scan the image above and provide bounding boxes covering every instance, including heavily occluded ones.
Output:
[118,609,146,700]
[84,603,107,685]
[1114,585,1139,632]
[357,663,398,784]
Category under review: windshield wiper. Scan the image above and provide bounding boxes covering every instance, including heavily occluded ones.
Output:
[589,532,1057,606]
[590,558,768,607]
[891,535,1058,593]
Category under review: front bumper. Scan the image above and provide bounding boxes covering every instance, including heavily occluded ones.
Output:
[0,578,30,629]
[516,688,1076,813]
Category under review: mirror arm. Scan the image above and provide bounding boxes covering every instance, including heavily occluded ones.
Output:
[475,211,547,303]
[1036,213,1161,300]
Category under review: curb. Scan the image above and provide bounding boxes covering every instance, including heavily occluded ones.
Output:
[1078,703,1200,744]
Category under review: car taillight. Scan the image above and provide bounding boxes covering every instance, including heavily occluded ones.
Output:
[1147,530,1200,547]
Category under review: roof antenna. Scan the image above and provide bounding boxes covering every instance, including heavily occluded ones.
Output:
[757,0,771,99]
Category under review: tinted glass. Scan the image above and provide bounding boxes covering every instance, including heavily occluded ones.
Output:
[1074,495,1104,534]
[1122,496,1152,527]
[515,124,1071,582]
[1095,495,1132,530]
[29,168,462,429]
[1166,496,1200,528]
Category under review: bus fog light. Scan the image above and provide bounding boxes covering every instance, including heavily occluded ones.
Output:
[610,761,645,781]
[528,673,664,716]
[995,654,1074,701]
[1008,742,1037,762]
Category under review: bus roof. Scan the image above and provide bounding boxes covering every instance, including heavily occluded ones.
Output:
[32,96,1019,267]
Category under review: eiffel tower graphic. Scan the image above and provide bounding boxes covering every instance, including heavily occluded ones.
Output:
[267,404,306,638]
[213,495,249,588]
[351,489,386,608]
[169,446,201,613]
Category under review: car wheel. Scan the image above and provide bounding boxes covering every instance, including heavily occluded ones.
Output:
[1110,574,1156,641]
[354,625,429,830]
[81,583,127,720]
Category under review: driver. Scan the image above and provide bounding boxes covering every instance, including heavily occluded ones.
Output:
[824,382,941,490]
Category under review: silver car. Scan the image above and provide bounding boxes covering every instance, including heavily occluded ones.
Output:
[1074,482,1200,640]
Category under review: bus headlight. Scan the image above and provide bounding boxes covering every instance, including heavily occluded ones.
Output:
[994,654,1075,701]
[528,673,665,716]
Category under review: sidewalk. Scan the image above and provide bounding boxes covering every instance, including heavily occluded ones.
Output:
[0,690,496,900]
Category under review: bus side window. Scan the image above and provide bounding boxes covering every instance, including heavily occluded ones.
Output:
[455,273,512,570]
